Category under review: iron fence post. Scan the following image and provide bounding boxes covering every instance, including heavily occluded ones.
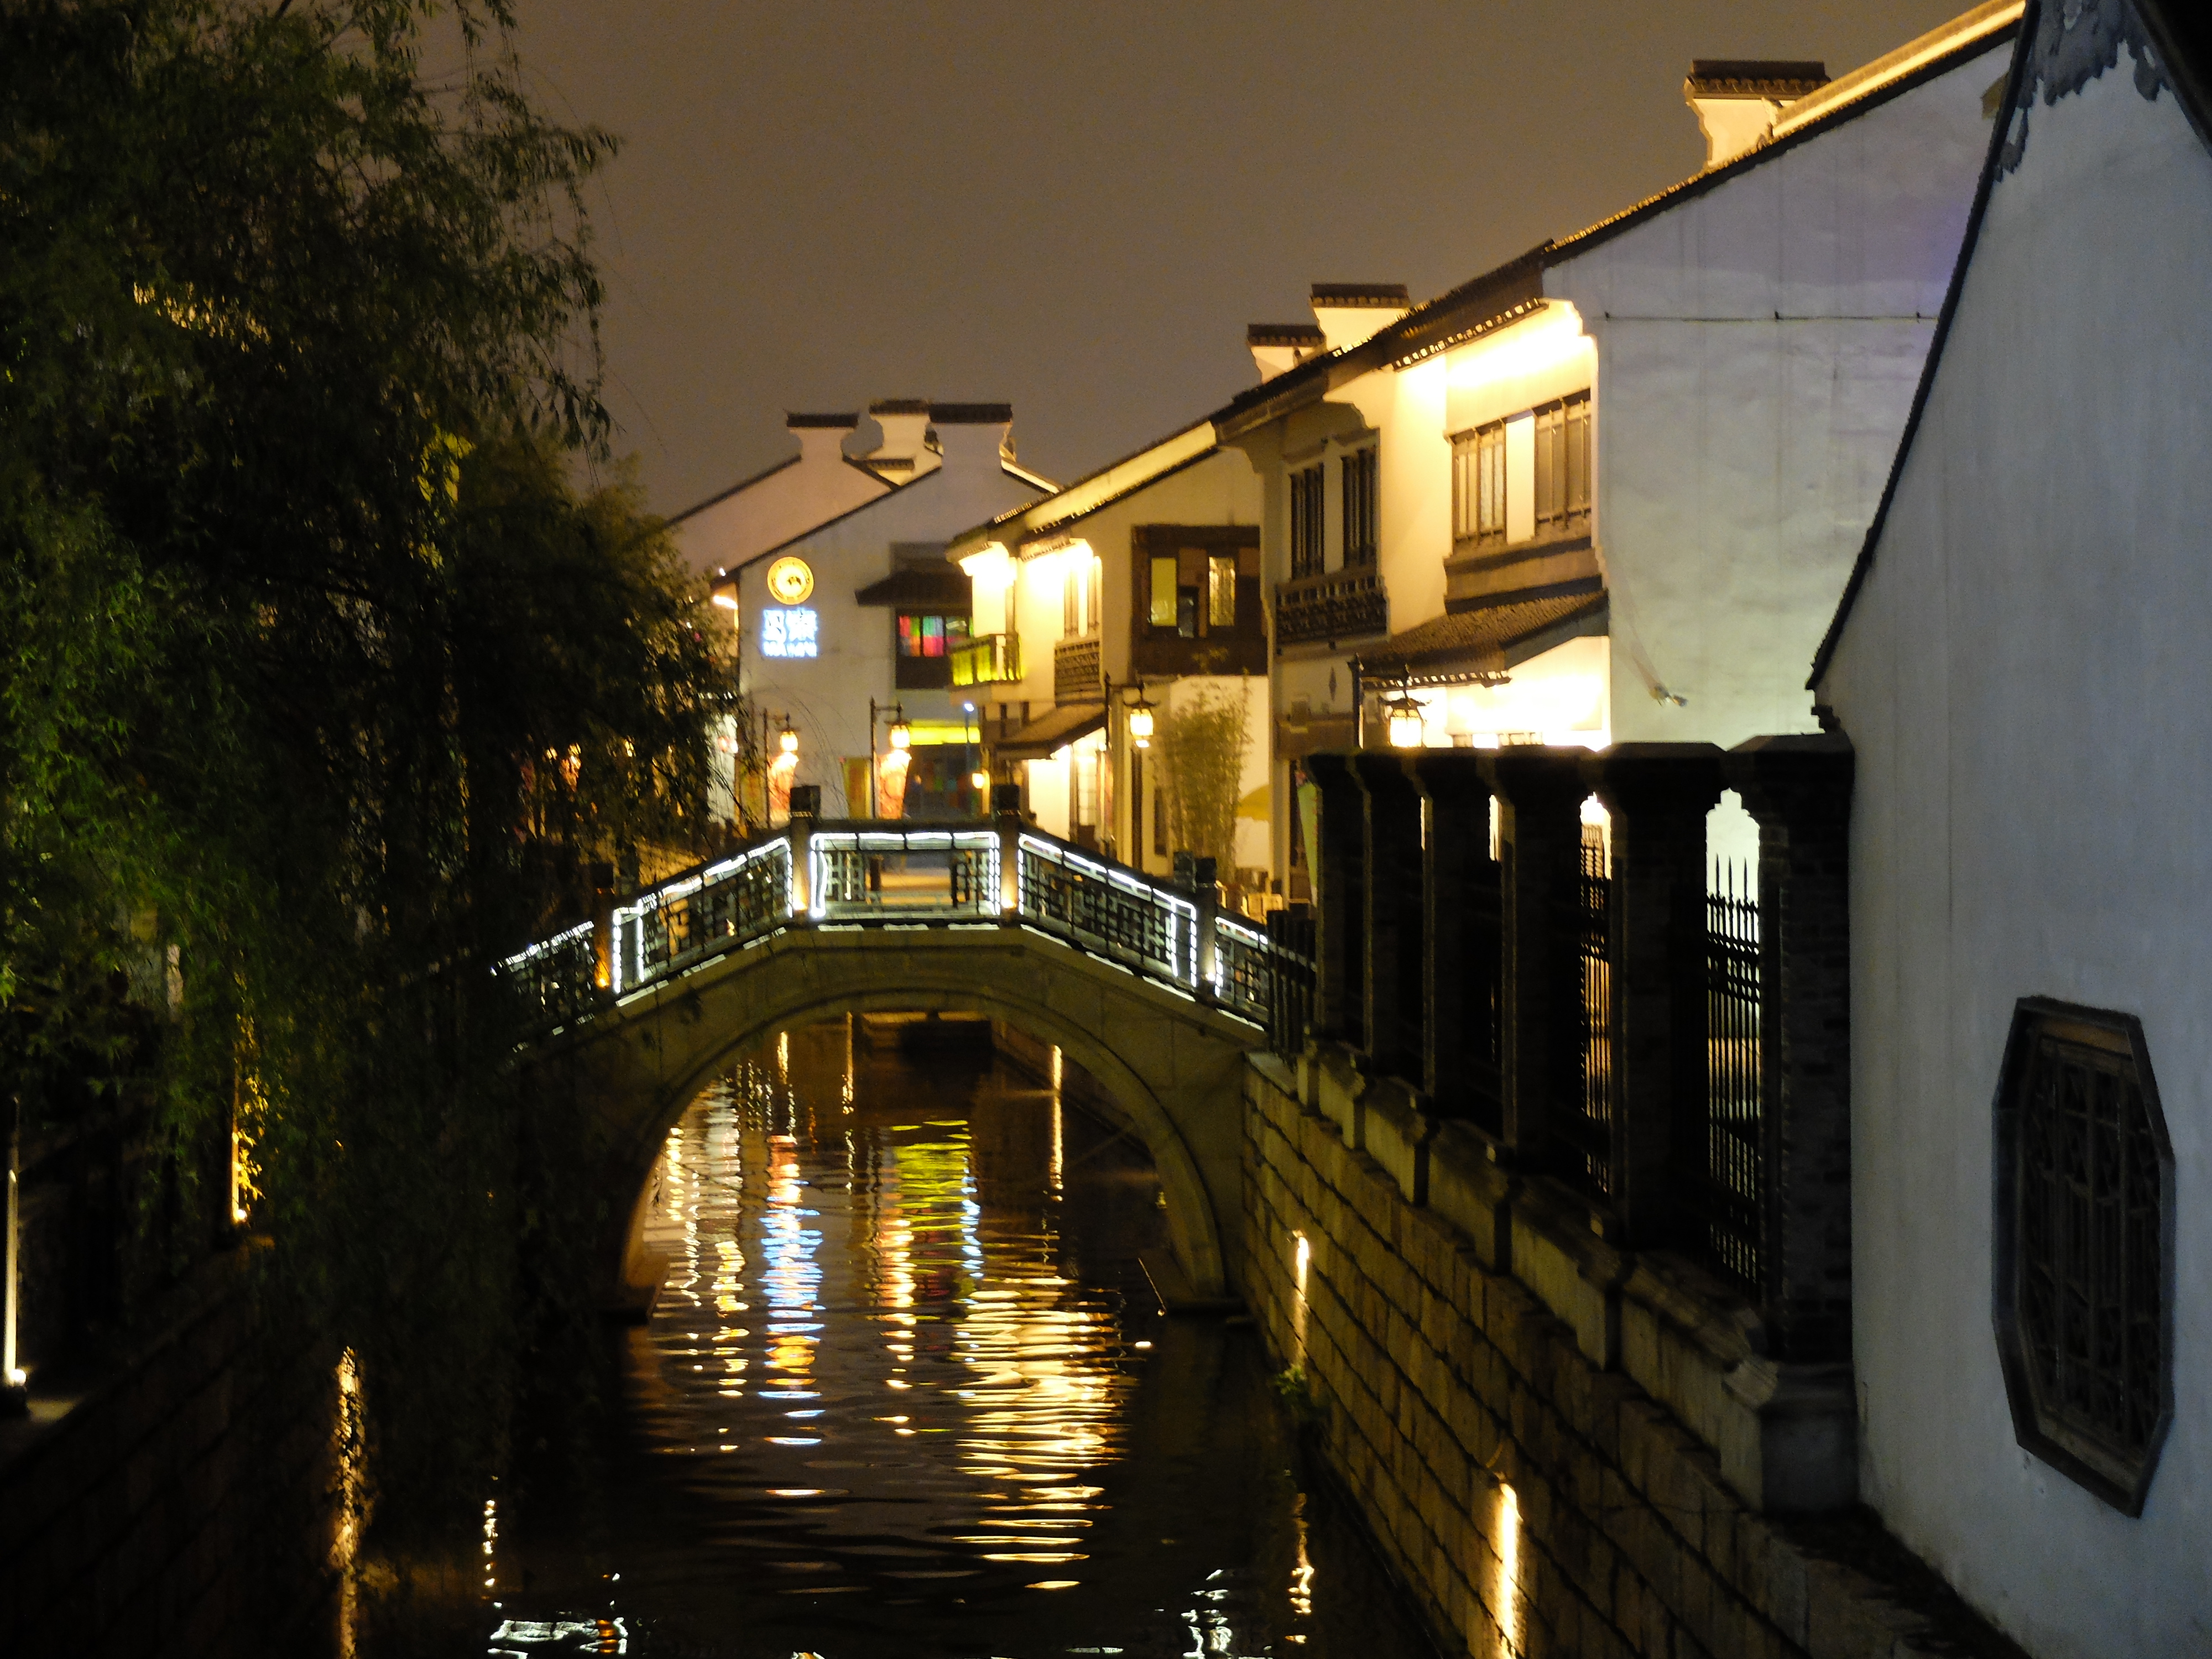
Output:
[590,860,615,993]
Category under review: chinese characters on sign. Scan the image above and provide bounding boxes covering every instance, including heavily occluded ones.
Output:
[760,606,820,659]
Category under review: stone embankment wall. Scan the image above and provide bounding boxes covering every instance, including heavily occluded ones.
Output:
[1242,1060,2025,1659]
[0,1253,344,1658]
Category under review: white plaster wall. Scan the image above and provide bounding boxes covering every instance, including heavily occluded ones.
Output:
[1549,44,2006,748]
[1329,355,1450,634]
[741,463,1046,814]
[672,436,888,578]
[1818,64,2212,1659]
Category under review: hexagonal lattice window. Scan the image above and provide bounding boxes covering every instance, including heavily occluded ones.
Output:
[1993,998,2174,1515]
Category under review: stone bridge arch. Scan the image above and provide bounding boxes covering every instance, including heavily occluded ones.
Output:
[530,925,1262,1307]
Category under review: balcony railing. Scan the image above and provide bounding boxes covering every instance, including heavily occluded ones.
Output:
[1274,567,1387,649]
[951,632,1022,687]
[1053,637,1102,703]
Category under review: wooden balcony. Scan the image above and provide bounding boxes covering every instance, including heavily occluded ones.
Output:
[1274,566,1387,650]
[1053,637,1102,703]
[951,632,1023,687]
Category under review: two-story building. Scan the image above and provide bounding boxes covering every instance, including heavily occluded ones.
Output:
[946,419,1268,888]
[1211,1,2021,891]
[708,403,1053,823]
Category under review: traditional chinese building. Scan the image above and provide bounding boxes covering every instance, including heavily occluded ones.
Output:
[705,402,1052,822]
[1811,0,2210,1649]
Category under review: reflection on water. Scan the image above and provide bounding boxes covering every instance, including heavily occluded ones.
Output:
[473,1021,1435,1658]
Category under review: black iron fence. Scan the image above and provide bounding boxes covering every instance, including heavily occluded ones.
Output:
[1696,862,1763,1293]
[1563,826,1615,1198]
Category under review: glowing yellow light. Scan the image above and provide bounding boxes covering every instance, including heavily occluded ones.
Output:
[711,589,739,611]
[888,706,912,751]
[1126,700,1155,744]
[1498,1479,1522,1655]
[971,769,989,791]
[779,724,800,757]
[1447,305,1590,392]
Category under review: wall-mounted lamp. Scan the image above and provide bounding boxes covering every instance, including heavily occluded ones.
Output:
[1384,674,1427,749]
[886,705,911,751]
[1126,686,1157,749]
[778,721,800,758]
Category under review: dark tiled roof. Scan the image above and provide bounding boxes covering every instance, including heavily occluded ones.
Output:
[992,702,1107,760]
[928,402,1013,424]
[869,398,930,415]
[1311,283,1409,306]
[854,564,971,609]
[1357,591,1607,685]
[786,411,859,429]
[1686,60,1829,97]
[1248,323,1327,345]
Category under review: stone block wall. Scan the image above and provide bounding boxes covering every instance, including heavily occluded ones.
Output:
[1242,1062,2026,1659]
[0,1253,345,1658]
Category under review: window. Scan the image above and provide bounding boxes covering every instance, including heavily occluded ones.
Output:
[895,612,968,688]
[1994,999,2174,1515]
[1534,392,1591,535]
[1208,554,1237,628]
[1062,552,1102,639]
[1452,421,1506,547]
[1150,556,1178,627]
[897,613,968,658]
[1290,464,1324,579]
[1340,446,1378,567]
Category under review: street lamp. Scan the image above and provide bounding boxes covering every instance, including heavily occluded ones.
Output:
[886,705,911,751]
[778,719,800,758]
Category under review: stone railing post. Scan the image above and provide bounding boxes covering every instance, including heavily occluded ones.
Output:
[1191,855,1220,994]
[1725,734,1854,1363]
[1304,752,1367,1048]
[1353,752,1425,1083]
[589,859,615,992]
[1408,753,1503,1128]
[1586,744,1725,1247]
[992,782,1023,917]
[787,784,819,917]
[1479,749,1587,1167]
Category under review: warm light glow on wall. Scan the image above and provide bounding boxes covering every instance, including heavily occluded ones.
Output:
[1448,305,1592,393]
[1292,1232,1312,1368]
[1496,1479,1523,1656]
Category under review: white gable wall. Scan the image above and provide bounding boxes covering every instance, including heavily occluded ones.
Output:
[1818,53,2212,1659]
[1547,44,2005,747]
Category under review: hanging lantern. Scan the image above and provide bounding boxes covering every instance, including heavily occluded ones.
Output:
[778,721,800,757]
[1126,687,1156,749]
[887,705,912,752]
[1384,679,1426,749]
[970,768,990,792]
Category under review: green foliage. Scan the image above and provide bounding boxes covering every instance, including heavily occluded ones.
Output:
[0,0,729,1531]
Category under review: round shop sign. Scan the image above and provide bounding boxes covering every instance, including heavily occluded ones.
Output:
[766,555,815,606]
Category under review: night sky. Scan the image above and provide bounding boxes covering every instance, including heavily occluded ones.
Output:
[507,1,1970,517]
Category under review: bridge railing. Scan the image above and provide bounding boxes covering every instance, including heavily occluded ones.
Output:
[497,812,1314,1049]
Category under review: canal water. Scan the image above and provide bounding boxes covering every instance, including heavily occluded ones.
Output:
[468,1020,1437,1659]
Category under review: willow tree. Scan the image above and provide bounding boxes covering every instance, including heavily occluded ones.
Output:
[0,0,726,1528]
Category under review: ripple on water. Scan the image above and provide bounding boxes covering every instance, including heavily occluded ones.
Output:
[469,1021,1438,1659]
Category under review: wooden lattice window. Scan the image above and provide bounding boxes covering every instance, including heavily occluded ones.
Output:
[1994,998,2173,1515]
[1452,420,1506,547]
[1289,465,1325,578]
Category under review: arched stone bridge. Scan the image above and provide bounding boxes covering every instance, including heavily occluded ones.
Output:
[503,817,1311,1307]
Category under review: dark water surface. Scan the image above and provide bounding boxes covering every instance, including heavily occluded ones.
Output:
[468,1022,1437,1659]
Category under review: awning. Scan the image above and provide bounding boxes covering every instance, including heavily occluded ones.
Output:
[854,565,972,609]
[1357,588,1607,688]
[992,701,1107,761]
